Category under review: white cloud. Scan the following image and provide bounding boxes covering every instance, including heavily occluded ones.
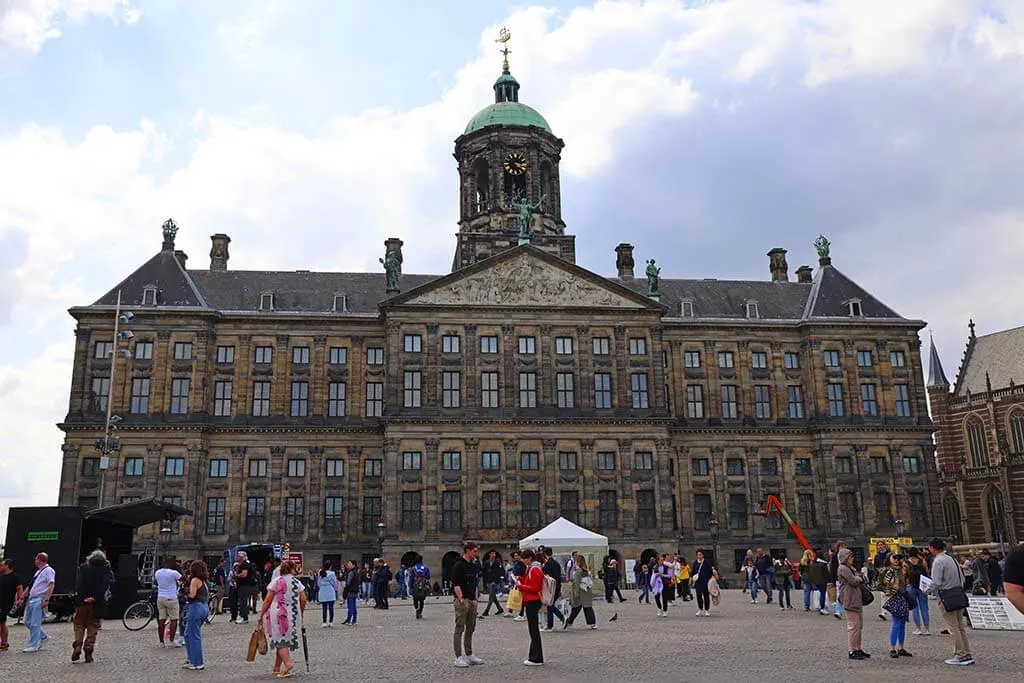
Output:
[0,0,140,53]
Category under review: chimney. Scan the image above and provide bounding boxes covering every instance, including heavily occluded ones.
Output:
[174,250,188,269]
[795,265,813,283]
[767,247,789,282]
[615,243,635,279]
[210,233,231,271]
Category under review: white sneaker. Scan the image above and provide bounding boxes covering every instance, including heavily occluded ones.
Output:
[703,610,710,616]
[454,656,470,668]
[320,623,329,628]
[912,629,923,635]
[921,629,932,636]
[589,624,598,629]
[235,617,245,624]
[819,609,829,615]
[22,647,40,653]
[523,660,544,666]
[466,655,484,665]
[513,615,525,622]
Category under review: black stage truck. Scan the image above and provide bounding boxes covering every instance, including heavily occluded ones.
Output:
[3,498,191,619]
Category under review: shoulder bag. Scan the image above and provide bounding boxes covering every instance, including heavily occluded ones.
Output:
[860,582,874,606]
[938,557,970,612]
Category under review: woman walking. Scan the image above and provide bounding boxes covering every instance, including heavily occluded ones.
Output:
[565,557,597,630]
[878,554,913,659]
[341,560,359,625]
[515,549,545,666]
[182,561,210,671]
[318,562,339,627]
[677,558,692,601]
[906,549,931,636]
[259,559,308,678]
[691,550,713,616]
[774,557,794,610]
[837,548,870,660]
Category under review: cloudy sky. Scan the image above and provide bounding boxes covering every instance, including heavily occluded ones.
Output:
[1,0,1022,536]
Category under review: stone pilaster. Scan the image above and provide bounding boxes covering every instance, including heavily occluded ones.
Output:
[424,438,440,535]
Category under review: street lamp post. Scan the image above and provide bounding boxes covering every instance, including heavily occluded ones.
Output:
[95,290,134,507]
[708,517,720,573]
[376,520,386,559]
[895,519,905,540]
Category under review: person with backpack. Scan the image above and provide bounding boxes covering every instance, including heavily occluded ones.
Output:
[515,548,545,666]
[481,551,505,617]
[540,548,566,630]
[411,556,432,620]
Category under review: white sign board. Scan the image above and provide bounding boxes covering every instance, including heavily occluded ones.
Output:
[966,596,1024,631]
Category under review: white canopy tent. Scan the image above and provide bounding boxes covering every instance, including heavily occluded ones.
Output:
[519,517,609,578]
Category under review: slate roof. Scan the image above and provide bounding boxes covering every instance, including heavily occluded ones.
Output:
[615,277,811,320]
[928,336,951,387]
[93,248,206,308]
[955,325,1024,396]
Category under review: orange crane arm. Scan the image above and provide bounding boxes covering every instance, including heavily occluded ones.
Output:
[763,495,812,552]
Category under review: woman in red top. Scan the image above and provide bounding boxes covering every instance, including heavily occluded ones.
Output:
[515,549,545,666]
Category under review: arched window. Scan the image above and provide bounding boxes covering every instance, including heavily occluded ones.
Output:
[942,494,962,541]
[539,161,552,206]
[966,416,989,468]
[1009,411,1024,455]
[986,488,1006,542]
[473,158,489,214]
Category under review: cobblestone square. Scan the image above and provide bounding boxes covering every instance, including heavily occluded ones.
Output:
[1,590,1021,681]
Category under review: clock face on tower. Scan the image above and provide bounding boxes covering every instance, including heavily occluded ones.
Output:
[503,152,528,176]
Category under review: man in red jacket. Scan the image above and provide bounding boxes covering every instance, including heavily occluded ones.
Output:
[515,549,545,666]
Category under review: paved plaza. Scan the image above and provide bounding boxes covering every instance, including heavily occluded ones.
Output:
[1,590,1021,681]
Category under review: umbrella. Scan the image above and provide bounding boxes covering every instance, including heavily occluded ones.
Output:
[301,626,309,673]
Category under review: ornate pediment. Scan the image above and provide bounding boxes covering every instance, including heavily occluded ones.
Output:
[403,252,650,309]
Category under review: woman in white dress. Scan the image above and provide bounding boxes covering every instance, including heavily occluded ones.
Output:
[258,559,308,678]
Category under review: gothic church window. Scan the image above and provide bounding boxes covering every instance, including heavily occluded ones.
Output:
[1009,411,1024,455]
[966,417,989,467]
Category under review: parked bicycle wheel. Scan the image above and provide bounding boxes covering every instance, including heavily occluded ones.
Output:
[122,599,155,631]
[204,609,217,625]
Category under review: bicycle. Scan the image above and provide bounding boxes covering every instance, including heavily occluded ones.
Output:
[122,588,218,631]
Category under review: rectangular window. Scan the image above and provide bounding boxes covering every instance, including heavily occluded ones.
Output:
[284,497,305,534]
[596,452,616,470]
[598,490,618,528]
[402,451,422,470]
[870,456,888,474]
[860,383,878,417]
[787,386,805,419]
[441,371,461,408]
[686,385,704,419]
[365,382,383,417]
[560,490,580,523]
[362,496,382,534]
[291,346,310,364]
[856,350,874,367]
[694,494,712,530]
[720,384,738,419]
[909,492,927,529]
[555,337,574,355]
[401,491,422,531]
[213,380,232,416]
[836,456,853,474]
[328,382,346,417]
[518,336,536,355]
[827,383,845,417]
[480,335,498,354]
[794,458,812,476]
[325,459,344,478]
[329,346,348,365]
[289,381,309,417]
[717,351,735,369]
[169,378,190,414]
[245,497,266,535]
[520,452,540,470]
[82,458,100,476]
[592,337,610,355]
[366,347,384,365]
[164,457,185,477]
[480,372,499,408]
[903,455,921,474]
[594,373,612,409]
[629,337,647,355]
[630,372,649,409]
[91,377,110,412]
[403,371,422,408]
[754,385,771,419]
[209,459,228,478]
[784,352,801,369]
[894,384,912,417]
[206,497,226,534]
[556,372,575,408]
[123,457,144,476]
[481,491,502,529]
[442,451,462,471]
[363,459,382,478]
[121,496,142,505]
[726,458,745,476]
[324,497,343,534]
[254,346,273,364]
[874,492,894,527]
[636,490,657,529]
[634,451,654,470]
[287,458,306,477]
[760,458,778,476]
[134,341,154,360]
[94,341,113,359]
[684,350,702,368]
[728,493,747,529]
[823,350,841,367]
[521,491,541,529]
[174,342,193,360]
[798,493,816,528]
[441,491,462,530]
[481,451,501,471]
[692,458,710,476]
[890,349,907,368]
[249,459,268,477]
[558,452,578,471]
[519,372,537,408]
[252,381,271,417]
[130,378,150,414]
[441,334,461,354]
[839,492,859,529]
[751,351,768,369]
[404,334,422,353]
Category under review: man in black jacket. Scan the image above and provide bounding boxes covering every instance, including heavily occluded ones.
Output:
[541,548,566,630]
[480,551,505,617]
[73,550,114,663]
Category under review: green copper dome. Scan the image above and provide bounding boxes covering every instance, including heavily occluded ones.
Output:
[464,101,552,134]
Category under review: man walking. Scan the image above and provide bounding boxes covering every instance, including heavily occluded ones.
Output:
[541,548,566,630]
[23,552,55,653]
[927,538,974,666]
[481,551,505,617]
[154,558,182,646]
[0,559,25,652]
[451,541,483,668]
[411,556,431,619]
[230,551,256,624]
[72,550,114,663]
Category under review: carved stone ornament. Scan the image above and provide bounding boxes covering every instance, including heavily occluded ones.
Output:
[232,446,247,458]
[270,445,287,458]
[404,252,646,308]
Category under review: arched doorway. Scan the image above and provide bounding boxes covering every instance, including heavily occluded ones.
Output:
[942,493,962,543]
[639,548,659,568]
[986,488,1006,543]
[400,551,420,568]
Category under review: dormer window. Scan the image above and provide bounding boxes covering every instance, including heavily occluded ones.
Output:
[260,293,274,311]
[141,285,158,306]
[680,300,694,317]
[745,300,760,319]
[333,294,348,312]
[846,299,863,317]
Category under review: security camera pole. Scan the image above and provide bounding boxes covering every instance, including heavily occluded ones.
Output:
[97,289,133,507]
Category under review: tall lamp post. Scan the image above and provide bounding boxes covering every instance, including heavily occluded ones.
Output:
[895,519,905,541]
[95,290,134,507]
[376,520,386,559]
[708,517,720,573]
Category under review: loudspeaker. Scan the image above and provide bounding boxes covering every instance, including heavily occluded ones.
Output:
[117,553,138,578]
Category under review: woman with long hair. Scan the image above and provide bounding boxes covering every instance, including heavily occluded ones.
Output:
[564,556,597,630]
[317,561,339,627]
[878,554,913,659]
[514,549,545,666]
[906,549,931,636]
[259,559,308,678]
[182,560,210,671]
[691,550,714,617]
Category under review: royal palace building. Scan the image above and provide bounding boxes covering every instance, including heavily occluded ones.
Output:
[58,48,944,573]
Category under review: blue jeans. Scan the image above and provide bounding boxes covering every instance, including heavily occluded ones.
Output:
[749,578,759,600]
[908,585,929,628]
[24,598,48,649]
[639,581,650,603]
[321,601,334,623]
[360,581,372,601]
[396,580,408,599]
[184,602,208,667]
[889,613,907,648]
[545,601,564,629]
[346,596,357,623]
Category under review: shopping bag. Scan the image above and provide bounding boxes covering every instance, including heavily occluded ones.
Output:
[246,625,269,661]
[506,587,523,612]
